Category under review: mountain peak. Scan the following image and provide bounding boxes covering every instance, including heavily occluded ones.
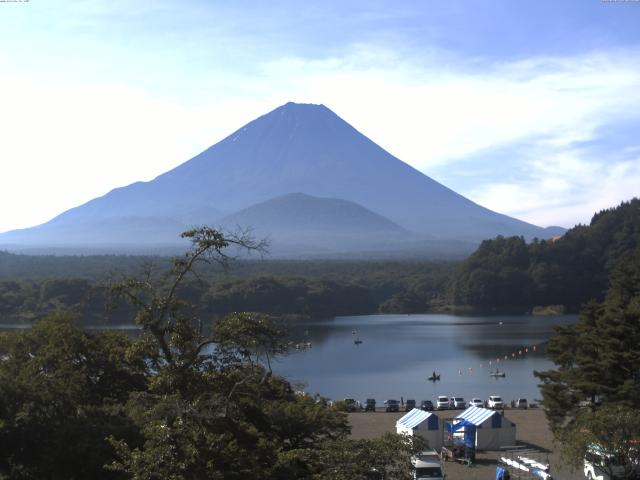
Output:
[0,101,563,255]
[266,101,335,123]
[281,101,327,110]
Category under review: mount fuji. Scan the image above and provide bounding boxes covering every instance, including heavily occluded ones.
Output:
[0,102,563,257]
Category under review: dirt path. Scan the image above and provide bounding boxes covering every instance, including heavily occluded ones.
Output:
[348,408,584,480]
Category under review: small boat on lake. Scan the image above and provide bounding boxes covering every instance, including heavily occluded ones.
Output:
[354,339,363,345]
[490,370,506,378]
[427,372,441,382]
[294,341,312,351]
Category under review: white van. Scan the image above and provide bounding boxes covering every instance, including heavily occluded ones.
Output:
[412,449,445,480]
[584,446,625,480]
[487,395,503,409]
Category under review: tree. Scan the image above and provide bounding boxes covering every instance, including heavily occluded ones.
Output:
[536,247,640,476]
[0,312,148,479]
[449,199,640,310]
[307,433,425,480]
[108,227,269,377]
[561,405,640,479]
[107,227,357,479]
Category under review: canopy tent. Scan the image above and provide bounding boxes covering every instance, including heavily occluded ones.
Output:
[396,408,443,449]
[448,406,516,450]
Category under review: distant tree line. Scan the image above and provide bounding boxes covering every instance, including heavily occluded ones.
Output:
[448,199,640,311]
[0,279,134,325]
[0,262,455,325]
[2,198,639,320]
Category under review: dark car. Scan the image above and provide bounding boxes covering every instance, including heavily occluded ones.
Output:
[344,398,358,412]
[385,399,400,412]
[363,398,376,412]
[405,399,416,411]
[420,400,434,411]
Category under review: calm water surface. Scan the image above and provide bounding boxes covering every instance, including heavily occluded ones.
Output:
[2,313,575,406]
[275,313,576,405]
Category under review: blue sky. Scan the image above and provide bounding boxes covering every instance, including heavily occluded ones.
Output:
[1,0,639,232]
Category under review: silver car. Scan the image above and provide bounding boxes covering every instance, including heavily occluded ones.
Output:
[436,396,450,410]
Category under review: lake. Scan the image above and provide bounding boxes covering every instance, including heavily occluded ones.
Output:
[1,313,576,406]
[275,313,576,405]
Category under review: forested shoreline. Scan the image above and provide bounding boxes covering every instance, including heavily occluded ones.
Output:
[448,198,640,312]
[1,199,639,324]
[0,257,455,324]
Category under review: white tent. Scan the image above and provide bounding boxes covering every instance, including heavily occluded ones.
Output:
[451,406,516,450]
[396,408,443,449]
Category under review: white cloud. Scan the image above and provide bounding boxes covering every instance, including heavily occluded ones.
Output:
[259,46,640,172]
[470,147,640,228]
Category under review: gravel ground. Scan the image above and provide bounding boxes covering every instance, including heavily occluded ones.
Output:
[348,408,584,480]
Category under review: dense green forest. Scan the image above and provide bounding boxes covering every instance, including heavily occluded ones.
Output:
[448,198,640,311]
[0,255,455,324]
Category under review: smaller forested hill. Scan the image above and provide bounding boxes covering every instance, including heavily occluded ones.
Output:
[448,198,640,311]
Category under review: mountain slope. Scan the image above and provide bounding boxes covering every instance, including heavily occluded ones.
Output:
[0,102,563,255]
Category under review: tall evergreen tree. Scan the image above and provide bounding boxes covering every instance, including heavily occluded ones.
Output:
[536,247,640,477]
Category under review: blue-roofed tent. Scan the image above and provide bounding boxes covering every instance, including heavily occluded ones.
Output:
[449,406,516,450]
[396,408,443,449]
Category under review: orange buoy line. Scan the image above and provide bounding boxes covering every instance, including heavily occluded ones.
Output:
[453,342,544,377]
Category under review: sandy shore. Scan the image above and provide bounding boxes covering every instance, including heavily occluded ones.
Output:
[348,408,583,480]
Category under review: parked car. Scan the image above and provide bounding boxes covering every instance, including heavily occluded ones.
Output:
[405,399,417,411]
[487,395,504,409]
[344,398,359,412]
[363,398,376,412]
[469,398,484,408]
[584,445,625,480]
[412,449,445,480]
[436,396,450,410]
[420,400,434,411]
[385,399,400,412]
[512,398,528,409]
[449,396,466,409]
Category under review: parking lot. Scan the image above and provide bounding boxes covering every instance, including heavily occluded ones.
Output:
[348,408,584,480]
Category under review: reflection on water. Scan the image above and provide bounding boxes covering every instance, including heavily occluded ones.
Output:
[2,314,576,405]
[276,313,576,404]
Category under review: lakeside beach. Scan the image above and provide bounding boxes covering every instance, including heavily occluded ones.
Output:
[348,408,584,480]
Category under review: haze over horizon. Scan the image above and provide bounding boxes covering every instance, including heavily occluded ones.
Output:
[1,1,640,233]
